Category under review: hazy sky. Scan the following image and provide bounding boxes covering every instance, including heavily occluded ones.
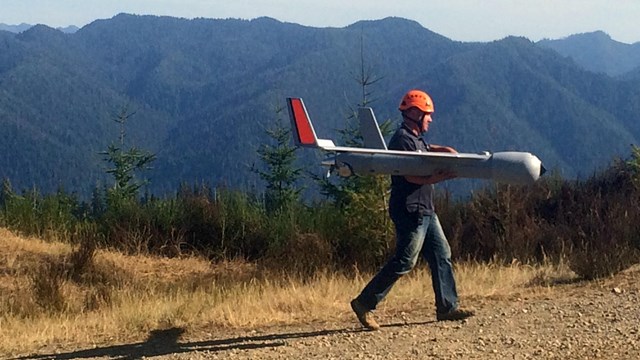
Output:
[2,0,639,43]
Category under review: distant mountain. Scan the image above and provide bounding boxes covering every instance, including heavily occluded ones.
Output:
[1,14,639,196]
[0,23,78,33]
[537,31,640,77]
[0,23,32,33]
[56,25,79,34]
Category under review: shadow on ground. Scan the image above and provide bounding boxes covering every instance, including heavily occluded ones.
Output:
[12,320,435,359]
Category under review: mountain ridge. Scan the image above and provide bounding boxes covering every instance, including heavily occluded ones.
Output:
[538,31,640,77]
[0,15,638,195]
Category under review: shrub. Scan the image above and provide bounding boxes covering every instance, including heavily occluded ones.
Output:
[261,232,334,279]
[562,160,640,279]
[31,259,67,313]
[441,177,564,263]
[30,238,127,314]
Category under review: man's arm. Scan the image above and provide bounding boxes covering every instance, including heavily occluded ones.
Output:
[405,144,458,184]
[428,144,457,153]
[405,170,457,185]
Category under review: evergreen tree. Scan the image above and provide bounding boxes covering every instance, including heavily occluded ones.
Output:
[317,33,393,209]
[628,145,640,173]
[313,33,396,266]
[100,107,156,202]
[0,178,12,208]
[628,145,640,188]
[90,184,107,218]
[253,104,303,212]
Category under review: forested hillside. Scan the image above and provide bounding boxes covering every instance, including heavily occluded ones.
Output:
[1,14,639,195]
[538,31,640,77]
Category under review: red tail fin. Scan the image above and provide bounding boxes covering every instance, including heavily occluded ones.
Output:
[287,98,318,147]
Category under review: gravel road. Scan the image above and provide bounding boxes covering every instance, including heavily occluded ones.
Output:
[16,266,640,360]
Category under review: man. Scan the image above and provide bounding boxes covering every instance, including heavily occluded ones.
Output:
[350,89,474,330]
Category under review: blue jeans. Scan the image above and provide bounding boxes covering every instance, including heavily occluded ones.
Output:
[355,212,458,314]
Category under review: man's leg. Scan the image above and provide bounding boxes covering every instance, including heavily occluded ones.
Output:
[351,213,426,328]
[422,214,458,313]
[422,214,474,321]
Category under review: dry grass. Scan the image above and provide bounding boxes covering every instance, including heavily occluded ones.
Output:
[0,228,576,357]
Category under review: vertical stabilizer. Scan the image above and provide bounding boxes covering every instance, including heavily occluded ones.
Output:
[287,97,319,148]
[358,107,387,150]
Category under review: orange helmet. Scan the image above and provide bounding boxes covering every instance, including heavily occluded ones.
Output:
[398,89,434,113]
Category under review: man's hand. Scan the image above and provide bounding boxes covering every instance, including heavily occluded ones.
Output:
[405,169,457,185]
[430,144,458,154]
[404,144,459,184]
[429,169,457,183]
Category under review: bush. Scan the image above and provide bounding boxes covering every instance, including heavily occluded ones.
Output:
[261,232,334,279]
[0,185,79,241]
[440,176,565,263]
[562,160,640,279]
[30,238,127,314]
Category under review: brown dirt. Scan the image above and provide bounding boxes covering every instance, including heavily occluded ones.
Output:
[13,265,640,360]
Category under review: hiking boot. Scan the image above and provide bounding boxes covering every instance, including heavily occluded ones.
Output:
[436,308,475,321]
[350,299,380,330]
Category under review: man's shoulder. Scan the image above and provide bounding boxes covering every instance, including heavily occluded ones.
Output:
[390,126,414,142]
[389,126,419,150]
[393,125,412,136]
